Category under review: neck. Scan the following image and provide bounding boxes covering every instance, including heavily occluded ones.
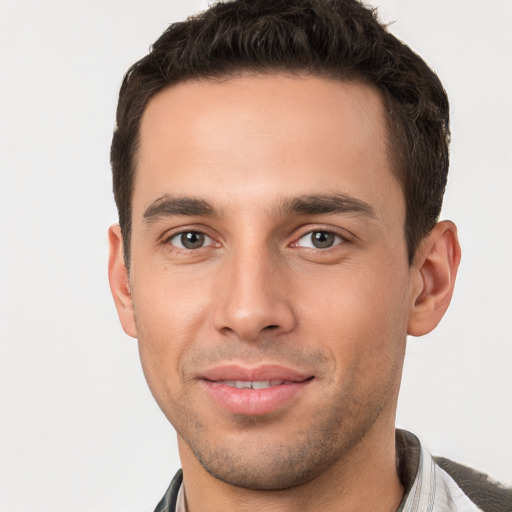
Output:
[178,422,403,512]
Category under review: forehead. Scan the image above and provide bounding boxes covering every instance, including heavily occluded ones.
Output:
[134,73,402,223]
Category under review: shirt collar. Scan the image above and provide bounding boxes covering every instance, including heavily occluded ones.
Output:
[163,429,484,512]
[397,430,483,512]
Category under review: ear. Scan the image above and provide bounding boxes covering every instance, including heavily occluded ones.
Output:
[108,224,138,338]
[407,220,461,336]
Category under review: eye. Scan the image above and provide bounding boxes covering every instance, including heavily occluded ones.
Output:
[294,230,344,249]
[168,231,214,250]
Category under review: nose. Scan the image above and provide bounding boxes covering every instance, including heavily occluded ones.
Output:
[212,248,296,341]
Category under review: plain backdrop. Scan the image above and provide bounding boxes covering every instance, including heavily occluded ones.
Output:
[0,1,511,511]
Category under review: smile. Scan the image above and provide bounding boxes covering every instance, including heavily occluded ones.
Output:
[199,365,314,415]
[219,380,293,389]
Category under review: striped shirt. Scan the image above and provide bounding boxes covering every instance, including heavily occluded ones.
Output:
[398,438,482,511]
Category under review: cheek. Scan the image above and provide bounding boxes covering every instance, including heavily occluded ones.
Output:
[132,261,213,338]
[130,270,213,399]
[297,262,410,366]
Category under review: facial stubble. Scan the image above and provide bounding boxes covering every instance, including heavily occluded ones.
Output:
[176,359,403,491]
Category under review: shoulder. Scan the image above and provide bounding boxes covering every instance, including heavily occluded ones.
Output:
[434,456,512,512]
[153,469,183,512]
[396,429,512,512]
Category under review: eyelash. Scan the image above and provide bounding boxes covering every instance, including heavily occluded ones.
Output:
[292,230,347,250]
[163,227,348,252]
[164,230,217,251]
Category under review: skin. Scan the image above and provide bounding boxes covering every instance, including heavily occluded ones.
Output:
[109,74,460,512]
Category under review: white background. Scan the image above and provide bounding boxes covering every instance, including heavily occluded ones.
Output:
[0,1,510,510]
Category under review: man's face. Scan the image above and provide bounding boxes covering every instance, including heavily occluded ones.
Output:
[122,74,418,489]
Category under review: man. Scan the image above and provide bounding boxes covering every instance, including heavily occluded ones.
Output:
[107,0,512,511]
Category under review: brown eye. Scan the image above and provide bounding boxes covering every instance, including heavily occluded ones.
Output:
[295,230,343,249]
[169,231,211,249]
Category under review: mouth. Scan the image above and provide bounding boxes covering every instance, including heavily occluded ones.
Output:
[199,365,314,415]
[216,379,300,389]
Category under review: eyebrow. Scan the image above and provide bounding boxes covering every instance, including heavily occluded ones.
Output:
[275,194,376,218]
[142,192,376,225]
[143,195,217,224]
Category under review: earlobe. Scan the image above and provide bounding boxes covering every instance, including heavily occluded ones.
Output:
[407,221,461,337]
[108,224,138,338]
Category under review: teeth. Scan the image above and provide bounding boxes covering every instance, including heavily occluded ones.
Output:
[252,380,272,389]
[222,380,284,389]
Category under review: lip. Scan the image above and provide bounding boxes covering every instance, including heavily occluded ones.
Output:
[199,364,314,416]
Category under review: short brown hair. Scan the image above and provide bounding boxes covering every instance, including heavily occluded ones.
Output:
[111,0,450,266]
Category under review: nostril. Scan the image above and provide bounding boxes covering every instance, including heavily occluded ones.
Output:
[264,324,279,331]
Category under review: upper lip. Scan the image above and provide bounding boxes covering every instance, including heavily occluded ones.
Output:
[199,364,313,383]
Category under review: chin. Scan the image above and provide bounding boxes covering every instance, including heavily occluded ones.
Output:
[183,417,371,491]
[197,448,333,491]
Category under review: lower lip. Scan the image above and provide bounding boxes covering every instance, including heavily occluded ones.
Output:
[201,380,312,415]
